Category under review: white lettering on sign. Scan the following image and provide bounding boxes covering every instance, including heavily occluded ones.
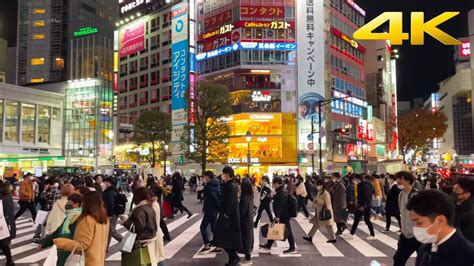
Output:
[249,114,274,121]
[251,91,272,102]
[126,147,150,155]
[227,158,260,164]
[120,0,153,15]
[220,24,234,34]
[257,137,268,142]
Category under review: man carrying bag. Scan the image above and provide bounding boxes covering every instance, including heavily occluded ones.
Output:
[259,176,296,254]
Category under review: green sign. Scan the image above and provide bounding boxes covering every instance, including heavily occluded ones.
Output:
[73,27,98,37]
[0,156,66,163]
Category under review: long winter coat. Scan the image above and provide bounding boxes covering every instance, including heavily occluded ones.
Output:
[2,194,15,239]
[310,190,334,226]
[329,181,347,223]
[214,179,242,250]
[385,183,401,216]
[454,197,474,243]
[239,194,254,255]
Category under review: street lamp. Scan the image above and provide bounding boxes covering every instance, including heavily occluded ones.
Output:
[246,130,251,176]
[163,144,169,176]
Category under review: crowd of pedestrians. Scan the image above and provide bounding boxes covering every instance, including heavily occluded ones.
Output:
[0,167,472,266]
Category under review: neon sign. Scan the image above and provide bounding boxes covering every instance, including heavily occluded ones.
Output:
[196,42,297,61]
[73,27,98,37]
[346,0,366,17]
[331,27,366,53]
[251,91,272,102]
[228,158,260,164]
[460,41,470,57]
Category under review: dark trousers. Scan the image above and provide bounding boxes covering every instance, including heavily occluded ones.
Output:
[0,238,13,265]
[297,196,310,217]
[254,201,273,224]
[174,201,191,214]
[160,216,171,240]
[350,207,375,236]
[336,222,346,232]
[385,214,401,230]
[393,234,421,266]
[224,248,239,264]
[265,219,295,250]
[15,200,37,220]
[200,210,218,245]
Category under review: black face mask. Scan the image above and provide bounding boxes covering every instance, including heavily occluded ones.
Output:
[65,203,74,210]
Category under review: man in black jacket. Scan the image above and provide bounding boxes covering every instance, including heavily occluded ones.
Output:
[346,174,376,239]
[199,170,221,253]
[259,176,297,254]
[384,174,401,232]
[103,177,123,252]
[408,189,474,266]
[453,177,474,243]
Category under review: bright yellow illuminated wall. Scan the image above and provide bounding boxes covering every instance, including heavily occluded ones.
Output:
[33,34,45,40]
[31,58,45,65]
[228,113,282,136]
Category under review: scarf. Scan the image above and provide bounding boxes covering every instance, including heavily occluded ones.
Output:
[61,207,82,235]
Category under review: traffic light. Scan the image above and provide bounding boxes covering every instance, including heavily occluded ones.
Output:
[298,154,303,163]
[179,154,184,165]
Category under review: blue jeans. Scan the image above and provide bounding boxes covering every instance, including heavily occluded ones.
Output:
[200,210,218,245]
[158,261,166,266]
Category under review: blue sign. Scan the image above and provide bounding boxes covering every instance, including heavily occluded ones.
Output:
[196,42,297,61]
[331,100,364,118]
[171,40,188,111]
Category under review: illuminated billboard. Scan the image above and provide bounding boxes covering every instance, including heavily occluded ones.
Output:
[195,42,297,61]
[118,20,145,57]
[119,0,160,17]
[460,40,470,57]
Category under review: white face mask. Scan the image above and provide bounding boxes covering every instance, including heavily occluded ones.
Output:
[316,186,323,190]
[413,222,439,244]
[397,185,404,190]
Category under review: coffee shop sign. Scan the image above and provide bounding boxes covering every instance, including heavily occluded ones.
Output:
[227,157,260,164]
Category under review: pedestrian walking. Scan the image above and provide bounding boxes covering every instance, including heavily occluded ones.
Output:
[384,174,401,232]
[346,174,376,240]
[239,181,254,265]
[199,171,221,253]
[259,176,297,254]
[393,171,421,266]
[54,191,110,266]
[303,179,336,243]
[254,176,273,228]
[407,190,474,266]
[171,173,192,218]
[14,173,36,220]
[0,182,15,266]
[295,175,310,218]
[103,177,124,251]
[214,166,243,265]
[149,189,166,266]
[149,180,171,242]
[39,193,83,265]
[453,177,474,242]
[329,173,347,235]
[45,183,74,236]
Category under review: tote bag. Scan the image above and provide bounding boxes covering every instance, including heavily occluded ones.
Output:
[119,224,137,253]
[267,223,286,241]
[64,243,85,266]
[0,200,10,240]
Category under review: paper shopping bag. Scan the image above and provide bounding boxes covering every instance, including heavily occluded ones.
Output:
[119,224,137,253]
[267,223,285,241]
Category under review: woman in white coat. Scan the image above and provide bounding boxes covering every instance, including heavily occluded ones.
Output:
[149,189,166,266]
[302,179,336,243]
[45,184,74,235]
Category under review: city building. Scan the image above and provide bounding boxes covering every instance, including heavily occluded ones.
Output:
[0,83,64,177]
[196,0,298,176]
[0,38,6,83]
[364,40,399,162]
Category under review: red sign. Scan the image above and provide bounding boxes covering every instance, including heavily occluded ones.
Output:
[113,73,118,93]
[460,40,470,57]
[199,20,295,41]
[367,123,374,141]
[358,120,368,140]
[119,20,145,57]
[203,10,232,30]
[189,74,195,125]
[240,6,284,18]
[331,27,366,53]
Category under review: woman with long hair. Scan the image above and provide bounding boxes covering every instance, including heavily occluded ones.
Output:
[0,182,15,266]
[239,181,254,265]
[54,191,110,266]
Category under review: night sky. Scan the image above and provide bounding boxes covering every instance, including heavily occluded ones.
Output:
[1,1,474,101]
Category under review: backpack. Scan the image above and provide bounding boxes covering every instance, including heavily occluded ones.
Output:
[114,192,128,215]
[288,194,298,218]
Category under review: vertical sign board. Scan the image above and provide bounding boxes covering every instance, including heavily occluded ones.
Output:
[296,0,326,159]
[171,2,189,144]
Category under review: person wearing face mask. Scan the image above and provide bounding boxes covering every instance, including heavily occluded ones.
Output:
[452,177,474,243]
[328,172,347,235]
[407,189,474,266]
[39,193,83,266]
[393,171,420,266]
[44,184,75,236]
[383,174,401,232]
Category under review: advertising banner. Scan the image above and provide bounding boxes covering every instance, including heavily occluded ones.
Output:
[171,2,189,142]
[203,10,232,30]
[119,20,145,57]
[240,6,284,18]
[297,0,325,157]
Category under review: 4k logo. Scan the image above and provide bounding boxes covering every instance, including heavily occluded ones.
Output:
[354,12,461,45]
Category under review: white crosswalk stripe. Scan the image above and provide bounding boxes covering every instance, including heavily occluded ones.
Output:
[5,212,410,264]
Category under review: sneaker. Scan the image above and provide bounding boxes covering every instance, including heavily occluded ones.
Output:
[32,237,40,244]
[211,246,222,253]
[258,245,271,253]
[326,239,337,243]
[366,236,377,240]
[199,245,213,253]
[282,248,297,254]
[187,212,193,219]
[240,259,253,265]
[381,229,390,233]
[302,236,312,243]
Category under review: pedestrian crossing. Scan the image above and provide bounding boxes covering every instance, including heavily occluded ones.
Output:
[5,212,414,265]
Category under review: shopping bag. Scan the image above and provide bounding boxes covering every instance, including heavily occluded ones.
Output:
[267,223,286,241]
[119,224,137,253]
[35,210,49,226]
[0,201,10,240]
[121,246,151,266]
[64,243,85,266]
[43,245,58,266]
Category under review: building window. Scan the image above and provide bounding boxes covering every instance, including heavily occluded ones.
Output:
[31,78,45,83]
[5,101,19,142]
[38,105,50,143]
[33,8,46,14]
[54,57,65,69]
[377,55,383,61]
[33,20,46,27]
[33,34,45,40]
[31,58,45,65]
[22,103,36,143]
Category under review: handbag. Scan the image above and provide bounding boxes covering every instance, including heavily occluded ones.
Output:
[319,203,332,221]
[122,246,151,266]
[267,222,286,241]
[64,243,85,266]
[43,245,58,266]
[119,223,137,253]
